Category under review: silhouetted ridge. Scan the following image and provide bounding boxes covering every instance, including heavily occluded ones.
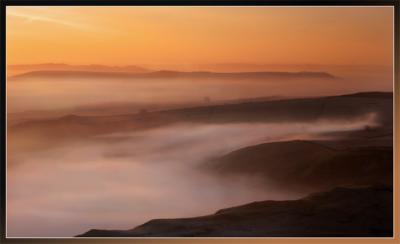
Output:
[208,140,392,191]
[338,91,393,98]
[8,63,150,73]
[77,185,392,237]
[10,70,337,80]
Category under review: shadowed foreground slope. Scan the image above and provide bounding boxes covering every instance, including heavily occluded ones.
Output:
[78,185,392,237]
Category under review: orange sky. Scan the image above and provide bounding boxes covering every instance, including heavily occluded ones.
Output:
[6,6,394,69]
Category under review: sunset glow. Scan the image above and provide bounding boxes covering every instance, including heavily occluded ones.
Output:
[7,7,393,69]
[6,6,394,237]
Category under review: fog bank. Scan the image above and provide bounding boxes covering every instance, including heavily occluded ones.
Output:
[8,115,378,237]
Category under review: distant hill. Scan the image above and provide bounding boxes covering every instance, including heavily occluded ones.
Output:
[7,63,150,77]
[9,92,392,142]
[77,185,392,237]
[9,70,337,81]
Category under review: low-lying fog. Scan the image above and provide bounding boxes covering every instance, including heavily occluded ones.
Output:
[6,72,391,237]
[7,76,392,115]
[7,114,378,237]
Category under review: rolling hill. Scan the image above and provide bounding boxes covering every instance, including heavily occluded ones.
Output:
[206,140,392,192]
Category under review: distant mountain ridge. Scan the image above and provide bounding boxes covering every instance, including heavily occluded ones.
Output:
[7,63,150,77]
[9,70,337,80]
